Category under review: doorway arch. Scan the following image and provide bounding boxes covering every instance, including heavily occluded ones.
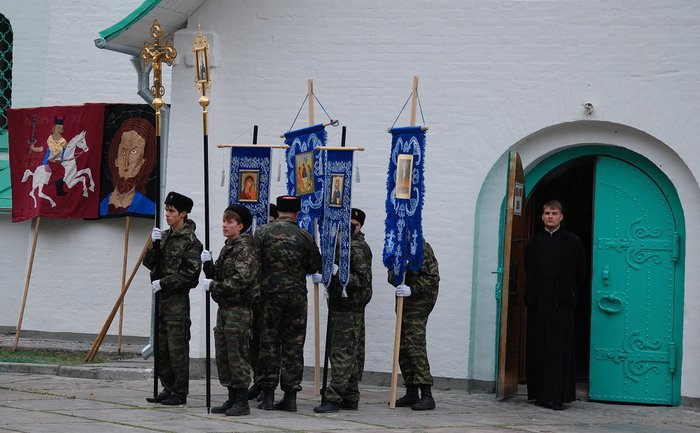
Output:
[518,144,686,405]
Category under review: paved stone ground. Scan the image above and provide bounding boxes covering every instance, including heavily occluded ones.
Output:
[2,372,699,433]
[1,333,699,432]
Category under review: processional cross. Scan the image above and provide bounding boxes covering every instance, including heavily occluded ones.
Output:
[140,18,177,132]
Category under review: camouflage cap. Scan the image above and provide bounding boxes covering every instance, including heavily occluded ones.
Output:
[276,195,301,212]
[226,203,253,231]
[164,191,194,213]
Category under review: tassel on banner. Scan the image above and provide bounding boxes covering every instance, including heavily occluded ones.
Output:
[341,286,348,298]
[355,158,361,183]
[277,149,282,182]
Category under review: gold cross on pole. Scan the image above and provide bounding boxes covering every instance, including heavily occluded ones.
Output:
[140,18,177,134]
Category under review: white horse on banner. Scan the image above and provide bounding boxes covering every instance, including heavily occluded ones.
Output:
[21,131,93,208]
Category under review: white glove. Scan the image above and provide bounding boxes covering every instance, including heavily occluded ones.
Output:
[201,250,212,263]
[201,279,212,291]
[151,227,162,242]
[332,264,339,275]
[395,284,411,297]
[310,273,323,284]
[152,280,162,294]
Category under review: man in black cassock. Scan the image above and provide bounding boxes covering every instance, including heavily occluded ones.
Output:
[525,200,586,410]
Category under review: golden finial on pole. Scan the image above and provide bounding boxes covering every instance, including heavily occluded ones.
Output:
[140,18,177,134]
[193,23,214,412]
[193,25,211,134]
[139,18,176,403]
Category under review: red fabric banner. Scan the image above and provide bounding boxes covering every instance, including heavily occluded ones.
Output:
[8,104,105,222]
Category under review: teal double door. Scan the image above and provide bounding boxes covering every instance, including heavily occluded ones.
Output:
[589,156,682,405]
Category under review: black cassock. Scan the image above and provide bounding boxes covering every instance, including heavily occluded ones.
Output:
[525,228,586,405]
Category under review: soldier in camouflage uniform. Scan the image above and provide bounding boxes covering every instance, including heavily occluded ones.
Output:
[314,208,373,413]
[247,203,280,402]
[254,195,322,412]
[143,191,203,406]
[389,239,440,411]
[201,204,260,416]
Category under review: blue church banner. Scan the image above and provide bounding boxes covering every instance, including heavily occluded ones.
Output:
[320,149,353,288]
[229,145,272,231]
[383,126,427,286]
[284,123,327,235]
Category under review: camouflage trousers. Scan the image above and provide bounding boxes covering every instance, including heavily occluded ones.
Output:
[356,309,366,381]
[214,306,252,389]
[248,305,262,385]
[323,310,361,404]
[156,311,191,399]
[256,292,307,392]
[399,307,433,386]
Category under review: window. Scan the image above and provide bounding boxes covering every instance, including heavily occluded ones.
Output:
[0,14,12,209]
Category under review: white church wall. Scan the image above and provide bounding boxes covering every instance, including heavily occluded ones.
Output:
[180,0,700,396]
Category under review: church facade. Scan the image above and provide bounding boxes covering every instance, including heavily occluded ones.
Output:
[1,0,699,406]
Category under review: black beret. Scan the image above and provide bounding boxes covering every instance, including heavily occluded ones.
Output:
[276,195,301,212]
[351,208,365,226]
[226,204,253,231]
[269,203,279,219]
[164,191,193,213]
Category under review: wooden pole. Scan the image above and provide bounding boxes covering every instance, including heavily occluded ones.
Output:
[308,78,322,396]
[85,235,151,362]
[13,216,41,351]
[117,216,131,354]
[389,76,420,409]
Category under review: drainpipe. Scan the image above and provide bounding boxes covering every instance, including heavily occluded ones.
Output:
[131,55,169,361]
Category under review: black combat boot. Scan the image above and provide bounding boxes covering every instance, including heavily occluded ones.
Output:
[411,385,435,411]
[146,391,170,403]
[225,388,250,416]
[394,384,419,407]
[258,387,275,410]
[274,391,297,412]
[247,383,262,400]
[211,387,235,413]
[313,400,340,413]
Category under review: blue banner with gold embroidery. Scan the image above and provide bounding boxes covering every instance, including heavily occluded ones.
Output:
[229,145,272,231]
[383,126,426,286]
[320,149,353,287]
[284,123,326,235]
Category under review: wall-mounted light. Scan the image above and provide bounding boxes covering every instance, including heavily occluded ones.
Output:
[583,102,594,115]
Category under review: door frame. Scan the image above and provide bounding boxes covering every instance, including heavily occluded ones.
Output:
[519,144,686,405]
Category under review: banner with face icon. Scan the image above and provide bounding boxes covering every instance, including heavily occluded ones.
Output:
[228,145,272,231]
[383,126,427,286]
[320,149,353,287]
[284,123,327,236]
[98,104,157,219]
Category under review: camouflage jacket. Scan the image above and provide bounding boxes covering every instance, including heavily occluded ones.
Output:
[209,233,260,308]
[388,240,440,310]
[329,231,373,312]
[143,219,203,300]
[253,216,322,294]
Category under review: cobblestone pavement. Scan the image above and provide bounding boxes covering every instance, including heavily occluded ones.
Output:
[2,372,699,433]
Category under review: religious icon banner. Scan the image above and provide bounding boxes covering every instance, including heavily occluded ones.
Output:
[284,123,326,236]
[229,145,272,231]
[320,149,353,287]
[8,104,106,222]
[383,126,427,286]
[98,104,157,219]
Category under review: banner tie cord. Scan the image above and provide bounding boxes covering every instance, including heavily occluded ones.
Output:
[388,92,427,132]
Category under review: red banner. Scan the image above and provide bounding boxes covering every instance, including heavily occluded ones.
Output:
[8,104,105,222]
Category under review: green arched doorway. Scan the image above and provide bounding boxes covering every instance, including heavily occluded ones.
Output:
[522,144,685,406]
